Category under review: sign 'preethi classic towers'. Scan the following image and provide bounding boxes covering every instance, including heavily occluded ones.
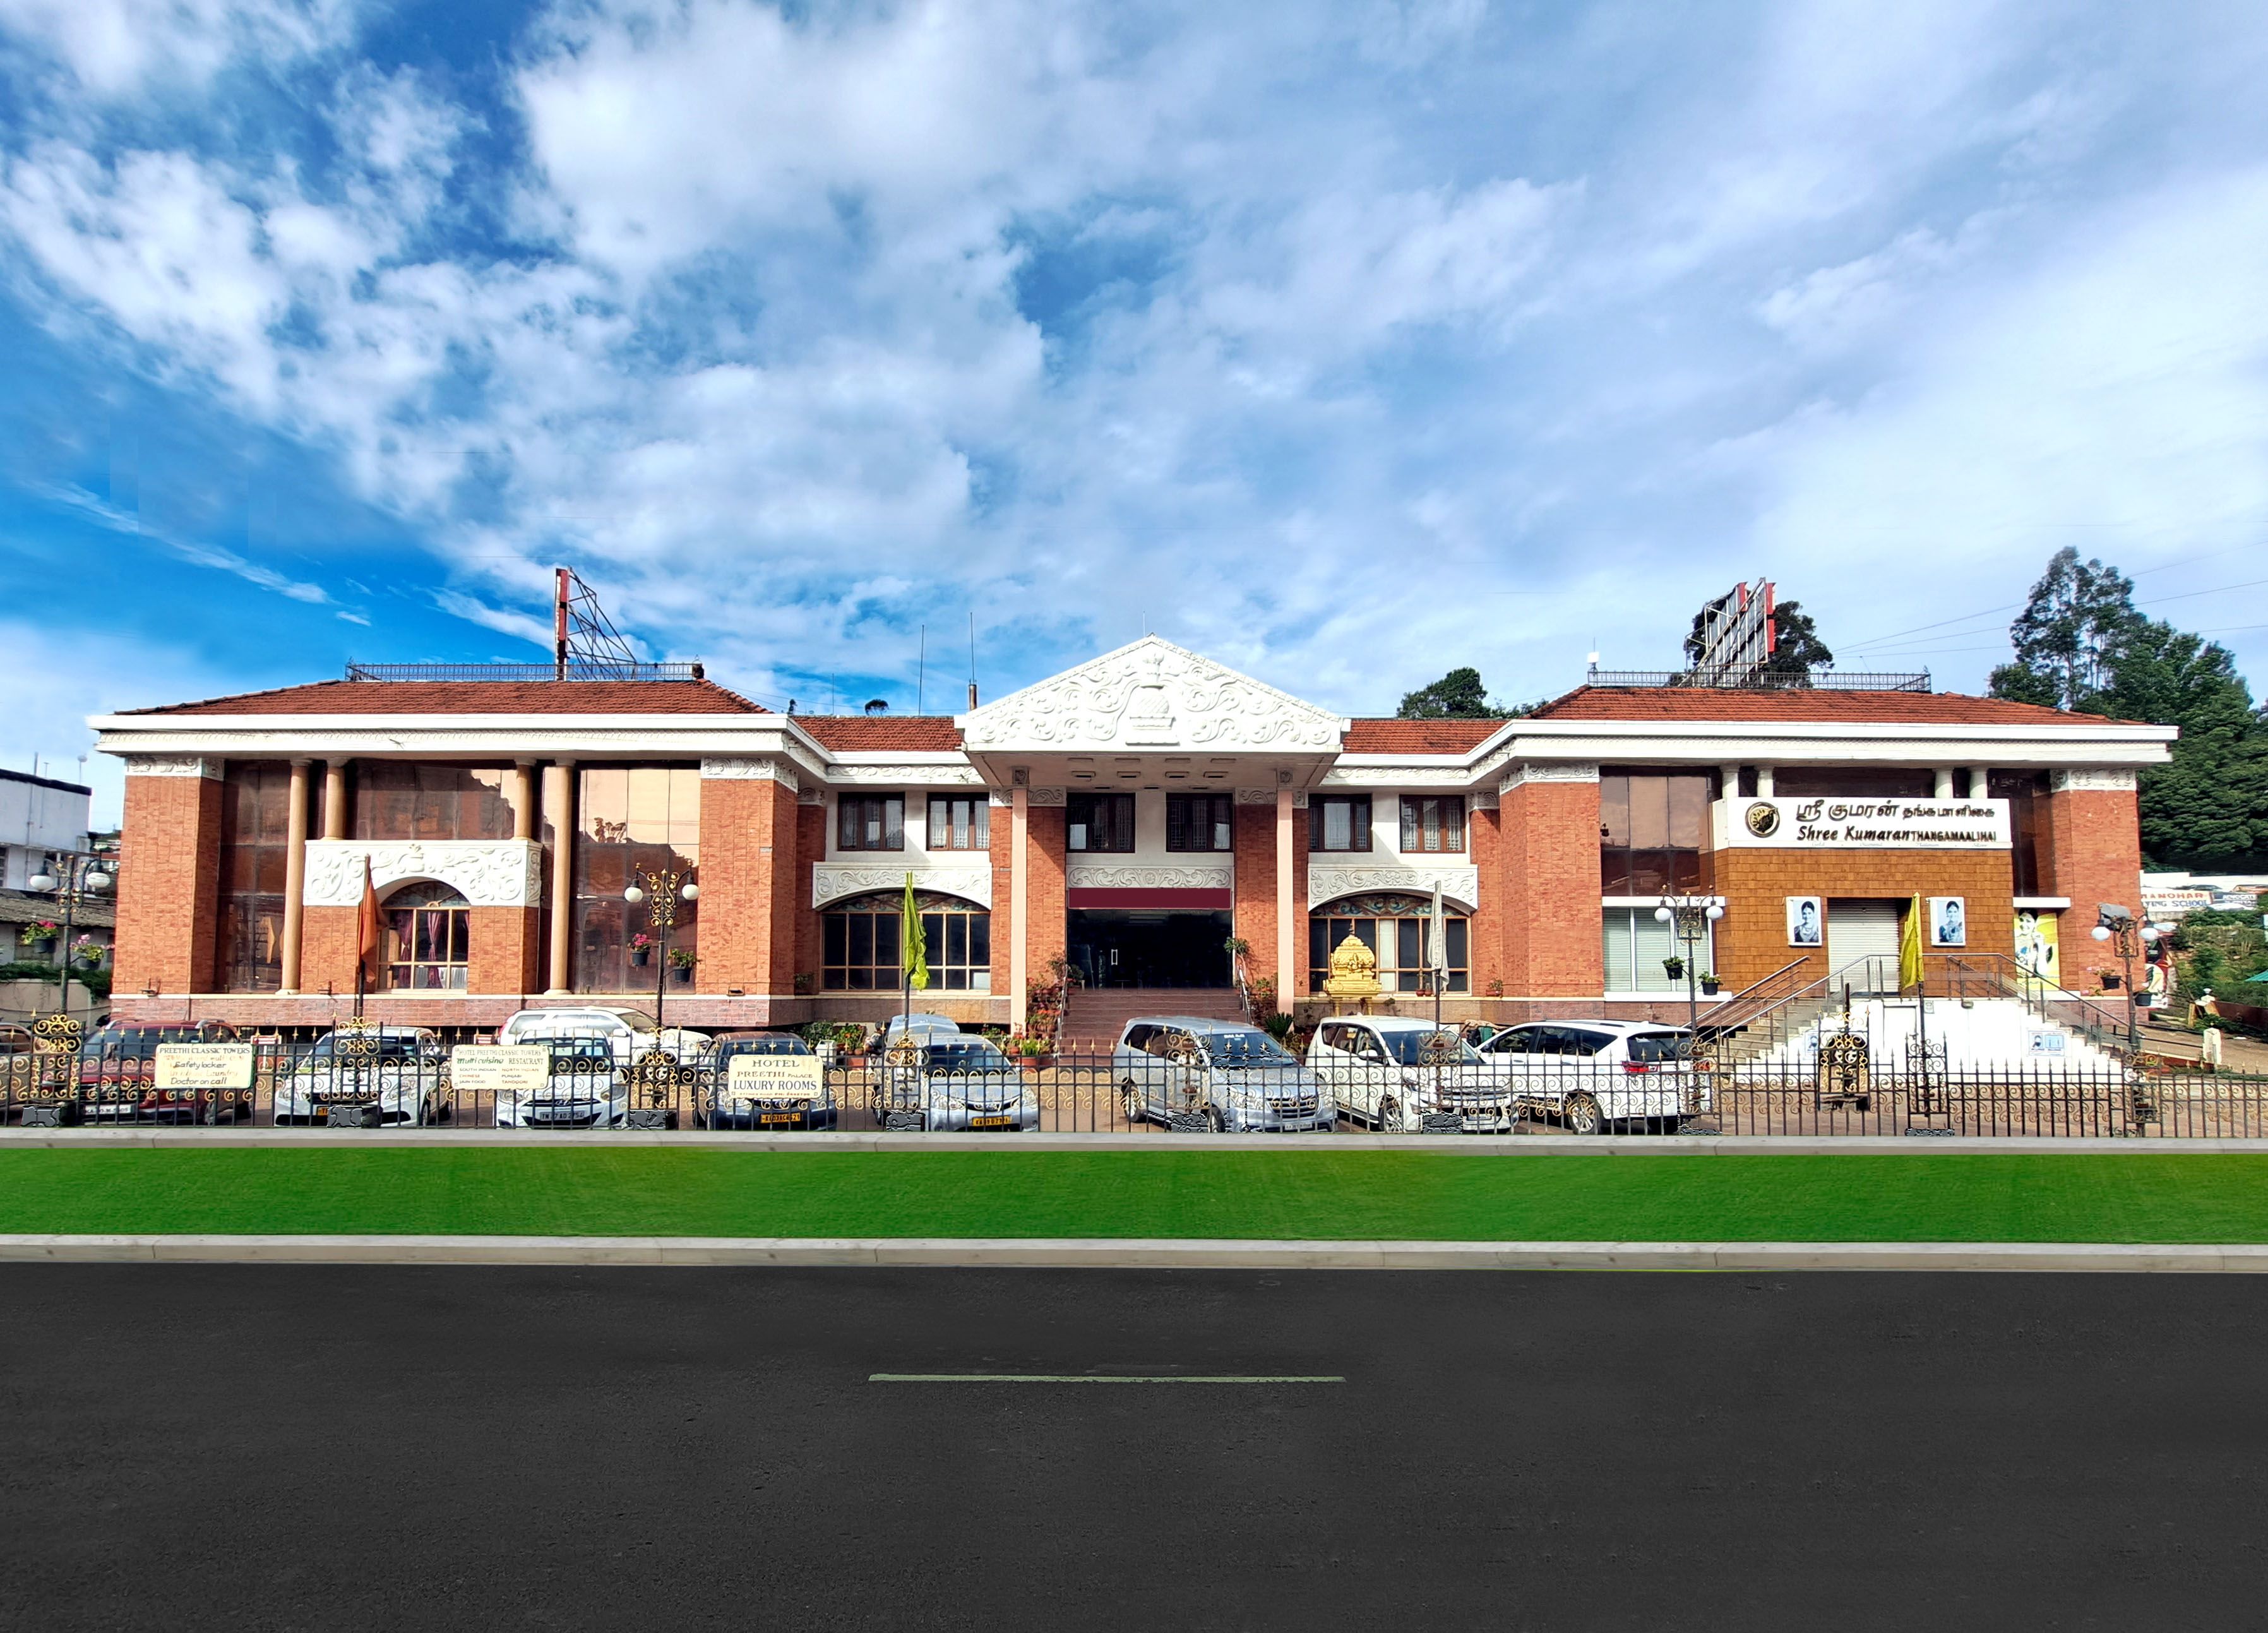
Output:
[91,634,2173,1031]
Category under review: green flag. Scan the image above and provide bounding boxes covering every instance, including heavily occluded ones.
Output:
[902,874,930,991]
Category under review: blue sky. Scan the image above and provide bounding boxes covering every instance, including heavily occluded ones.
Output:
[3,0,2267,824]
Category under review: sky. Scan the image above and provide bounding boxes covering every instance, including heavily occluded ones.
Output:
[2,0,2266,827]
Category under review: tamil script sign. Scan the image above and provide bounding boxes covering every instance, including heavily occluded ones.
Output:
[449,1045,554,1094]
[1716,798,2010,851]
[725,1054,825,1096]
[153,1043,256,1091]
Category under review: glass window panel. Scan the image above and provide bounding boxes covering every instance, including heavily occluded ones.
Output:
[1629,851,1672,894]
[1598,777,1631,849]
[1668,779,1707,849]
[1324,803,1351,849]
[1630,777,1671,849]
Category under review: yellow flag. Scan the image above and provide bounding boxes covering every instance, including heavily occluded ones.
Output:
[1899,893,1926,994]
[902,873,929,991]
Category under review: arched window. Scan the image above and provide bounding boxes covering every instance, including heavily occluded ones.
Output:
[1309,892,1470,995]
[385,881,470,991]
[823,892,991,991]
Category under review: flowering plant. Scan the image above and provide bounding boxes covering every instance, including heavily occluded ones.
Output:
[73,935,104,964]
[630,932,655,950]
[28,920,60,938]
[666,947,696,969]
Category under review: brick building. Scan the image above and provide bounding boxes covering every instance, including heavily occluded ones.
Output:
[90,637,2172,1031]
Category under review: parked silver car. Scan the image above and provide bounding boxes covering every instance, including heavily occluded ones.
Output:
[1113,1017,1334,1133]
[1472,1020,1707,1134]
[1305,1015,1513,1130]
[872,1037,1037,1131]
[274,1026,451,1126]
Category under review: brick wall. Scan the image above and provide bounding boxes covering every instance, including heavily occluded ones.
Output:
[1234,803,1279,995]
[988,798,1014,999]
[1710,847,2015,994]
[695,775,799,995]
[796,802,827,996]
[114,774,222,995]
[1500,779,1604,995]
[1466,803,1505,996]
[299,905,361,996]
[1025,805,1067,996]
[469,906,539,996]
[2040,787,2143,987]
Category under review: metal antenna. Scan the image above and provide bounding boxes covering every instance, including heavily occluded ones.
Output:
[917,624,926,715]
[552,567,648,678]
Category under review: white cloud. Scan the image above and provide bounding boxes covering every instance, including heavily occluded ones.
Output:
[42,482,333,603]
[0,0,358,97]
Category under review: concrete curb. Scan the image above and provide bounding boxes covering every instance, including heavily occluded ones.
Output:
[8,1129,2268,1154]
[2,1235,2264,1271]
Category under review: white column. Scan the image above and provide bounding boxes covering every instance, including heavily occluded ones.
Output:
[1275,787,1295,1000]
[1755,765,1775,798]
[1011,784,1030,1029]
[1970,766,1991,798]
[321,761,348,840]
[1934,767,1955,799]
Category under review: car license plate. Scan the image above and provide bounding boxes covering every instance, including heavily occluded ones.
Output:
[758,1112,797,1125]
[969,1114,1017,1129]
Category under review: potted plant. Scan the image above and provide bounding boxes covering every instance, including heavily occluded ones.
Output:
[26,919,59,957]
[1015,1033,1051,1070]
[1662,955,1686,982]
[71,935,105,967]
[1699,969,1721,996]
[629,932,655,967]
[667,947,696,984]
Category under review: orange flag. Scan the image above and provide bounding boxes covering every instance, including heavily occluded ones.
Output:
[357,858,381,979]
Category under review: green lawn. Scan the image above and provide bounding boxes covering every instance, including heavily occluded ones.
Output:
[3,1148,2268,1241]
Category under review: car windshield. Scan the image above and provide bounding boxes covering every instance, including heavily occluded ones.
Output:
[1378,1030,1481,1065]
[309,1035,427,1063]
[613,1011,658,1033]
[1205,1031,1294,1066]
[923,1041,1008,1069]
[1625,1032,1692,1064]
[719,1036,808,1058]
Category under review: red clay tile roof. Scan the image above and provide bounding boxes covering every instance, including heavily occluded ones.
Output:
[792,716,964,751]
[123,679,767,715]
[1527,686,2143,727]
[1342,719,1506,753]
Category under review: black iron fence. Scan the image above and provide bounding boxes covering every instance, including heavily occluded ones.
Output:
[4,1026,2267,1139]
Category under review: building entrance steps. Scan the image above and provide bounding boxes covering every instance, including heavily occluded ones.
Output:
[1725,996,2123,1072]
[1059,986,1248,1051]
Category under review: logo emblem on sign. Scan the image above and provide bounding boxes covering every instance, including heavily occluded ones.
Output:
[1745,801,1781,838]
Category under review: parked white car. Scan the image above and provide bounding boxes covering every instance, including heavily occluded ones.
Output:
[1114,1017,1334,1133]
[1472,1020,1707,1134]
[274,1026,451,1126]
[495,1007,708,1065]
[1304,1016,1513,1130]
[878,1013,962,1051]
[871,1037,1037,1131]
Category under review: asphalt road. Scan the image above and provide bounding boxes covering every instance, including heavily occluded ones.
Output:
[4,1267,2264,1630]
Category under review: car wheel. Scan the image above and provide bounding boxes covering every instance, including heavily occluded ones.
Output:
[1375,1094,1400,1132]
[1563,1092,1606,1136]
[1119,1082,1144,1126]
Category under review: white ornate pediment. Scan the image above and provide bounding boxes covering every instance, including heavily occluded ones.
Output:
[958,637,1344,753]
[1066,862,1234,892]
[812,863,993,911]
[1308,862,1480,912]
[303,840,543,909]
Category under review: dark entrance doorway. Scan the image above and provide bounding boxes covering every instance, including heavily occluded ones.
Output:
[1067,910,1234,988]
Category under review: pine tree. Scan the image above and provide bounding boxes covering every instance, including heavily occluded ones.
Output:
[2092,619,2268,868]
[1990,547,2140,710]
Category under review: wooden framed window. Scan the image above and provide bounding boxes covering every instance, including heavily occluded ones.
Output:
[1066,793,1136,852]
[1166,794,1234,852]
[1397,796,1465,854]
[1308,893,1468,993]
[1597,771,1710,894]
[838,794,905,851]
[385,882,470,991]
[1308,794,1373,852]
[823,892,991,991]
[925,795,990,851]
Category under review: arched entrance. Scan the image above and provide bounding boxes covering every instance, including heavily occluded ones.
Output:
[382,880,470,990]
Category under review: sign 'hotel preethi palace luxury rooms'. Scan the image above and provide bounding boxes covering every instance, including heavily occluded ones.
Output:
[92,631,2172,1032]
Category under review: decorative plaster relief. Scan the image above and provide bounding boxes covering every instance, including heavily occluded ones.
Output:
[1291,792,1309,809]
[1234,787,1277,805]
[1026,786,1066,806]
[988,790,1013,808]
[825,763,984,786]
[1501,761,1601,790]
[1318,767,1453,786]
[2050,768,2138,793]
[812,863,992,911]
[797,787,826,806]
[700,757,797,789]
[124,756,219,779]
[961,635,1342,752]
[1065,863,1234,892]
[1308,864,1481,912]
[303,840,543,908]
[1469,791,1499,811]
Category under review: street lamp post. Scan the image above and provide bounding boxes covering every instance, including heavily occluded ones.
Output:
[27,850,113,1018]
[2088,904,2162,1056]
[1654,894,1725,1058]
[623,866,698,1036]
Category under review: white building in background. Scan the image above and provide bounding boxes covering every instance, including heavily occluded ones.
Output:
[0,767,102,966]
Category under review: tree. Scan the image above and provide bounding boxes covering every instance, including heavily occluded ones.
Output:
[2091,619,2268,869]
[1988,547,2139,710]
[1398,667,1491,718]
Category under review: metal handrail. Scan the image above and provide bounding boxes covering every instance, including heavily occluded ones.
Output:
[1696,959,1814,1034]
[1943,954,2132,1049]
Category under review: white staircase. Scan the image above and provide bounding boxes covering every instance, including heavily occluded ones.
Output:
[1735,997,2123,1074]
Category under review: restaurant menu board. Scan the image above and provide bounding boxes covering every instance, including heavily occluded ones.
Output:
[449,1045,554,1094]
